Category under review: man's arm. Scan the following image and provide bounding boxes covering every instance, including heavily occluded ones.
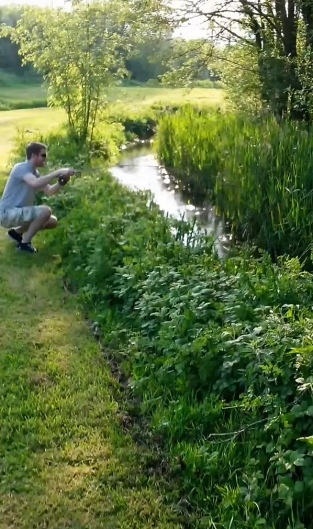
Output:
[23,168,75,190]
[43,181,63,196]
[43,171,73,196]
[23,169,62,189]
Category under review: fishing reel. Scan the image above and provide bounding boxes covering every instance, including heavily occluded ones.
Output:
[58,169,81,186]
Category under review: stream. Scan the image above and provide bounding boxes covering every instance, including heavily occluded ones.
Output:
[110,143,231,256]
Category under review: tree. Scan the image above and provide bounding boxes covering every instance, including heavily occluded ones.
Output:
[162,0,313,119]
[2,1,132,143]
[212,41,262,112]
[0,5,37,77]
[1,0,173,140]
[161,37,216,86]
[125,39,170,83]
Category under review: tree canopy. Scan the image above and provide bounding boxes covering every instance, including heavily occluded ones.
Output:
[163,0,313,119]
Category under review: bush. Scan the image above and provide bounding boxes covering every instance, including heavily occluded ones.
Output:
[7,98,47,110]
[9,126,90,168]
[33,128,313,528]
[146,78,161,87]
[121,114,156,140]
[0,70,47,110]
[9,107,150,170]
[0,97,47,111]
[156,106,313,262]
[190,79,224,89]
[119,78,145,87]
[0,69,41,87]
[109,107,157,141]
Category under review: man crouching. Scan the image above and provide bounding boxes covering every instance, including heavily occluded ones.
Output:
[0,142,76,253]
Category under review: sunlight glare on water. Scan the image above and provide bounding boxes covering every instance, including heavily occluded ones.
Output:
[110,145,230,256]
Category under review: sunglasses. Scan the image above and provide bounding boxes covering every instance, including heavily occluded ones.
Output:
[40,153,47,158]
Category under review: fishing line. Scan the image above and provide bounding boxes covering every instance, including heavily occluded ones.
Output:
[114,164,163,168]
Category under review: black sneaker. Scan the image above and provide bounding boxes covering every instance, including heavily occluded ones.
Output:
[16,242,37,253]
[7,228,23,244]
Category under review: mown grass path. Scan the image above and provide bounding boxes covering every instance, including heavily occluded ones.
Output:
[0,232,180,529]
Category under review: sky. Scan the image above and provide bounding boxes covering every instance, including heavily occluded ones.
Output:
[0,0,210,39]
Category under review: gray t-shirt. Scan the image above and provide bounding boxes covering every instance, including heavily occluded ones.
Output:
[0,160,39,210]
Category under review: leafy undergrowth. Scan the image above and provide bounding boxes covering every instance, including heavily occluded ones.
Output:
[44,167,313,529]
[0,231,182,529]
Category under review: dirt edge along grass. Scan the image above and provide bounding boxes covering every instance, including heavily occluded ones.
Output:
[0,198,184,528]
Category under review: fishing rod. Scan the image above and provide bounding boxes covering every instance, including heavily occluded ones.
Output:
[114,164,161,168]
[52,162,180,186]
[56,164,166,179]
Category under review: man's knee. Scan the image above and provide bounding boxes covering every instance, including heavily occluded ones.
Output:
[44,215,58,229]
[38,205,52,222]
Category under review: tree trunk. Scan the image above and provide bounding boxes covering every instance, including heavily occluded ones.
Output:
[301,0,313,49]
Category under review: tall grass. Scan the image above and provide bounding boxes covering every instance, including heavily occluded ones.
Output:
[157,106,313,261]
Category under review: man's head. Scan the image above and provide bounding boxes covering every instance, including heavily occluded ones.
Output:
[26,142,47,168]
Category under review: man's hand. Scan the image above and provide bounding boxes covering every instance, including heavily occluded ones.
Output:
[43,168,78,196]
[58,168,77,186]
[59,168,77,177]
[58,169,76,186]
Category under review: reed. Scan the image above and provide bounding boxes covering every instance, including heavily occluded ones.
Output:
[157,106,313,260]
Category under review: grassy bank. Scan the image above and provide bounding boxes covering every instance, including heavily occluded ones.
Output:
[109,85,224,110]
[0,81,224,111]
[0,84,224,172]
[4,96,312,527]
[0,107,65,170]
[156,106,313,262]
[16,127,310,529]
[0,229,183,529]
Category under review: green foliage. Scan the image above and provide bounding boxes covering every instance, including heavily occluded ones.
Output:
[0,4,37,76]
[211,43,263,113]
[157,106,313,261]
[0,96,46,111]
[190,79,224,89]
[161,38,217,87]
[31,130,313,529]
[112,108,157,141]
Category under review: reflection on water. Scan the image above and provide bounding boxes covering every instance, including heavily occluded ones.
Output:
[110,144,231,256]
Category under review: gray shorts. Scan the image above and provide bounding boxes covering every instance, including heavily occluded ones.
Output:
[0,206,42,229]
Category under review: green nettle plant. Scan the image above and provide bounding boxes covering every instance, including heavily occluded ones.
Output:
[2,0,129,144]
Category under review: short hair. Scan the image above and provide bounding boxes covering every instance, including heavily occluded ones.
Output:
[26,142,47,160]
